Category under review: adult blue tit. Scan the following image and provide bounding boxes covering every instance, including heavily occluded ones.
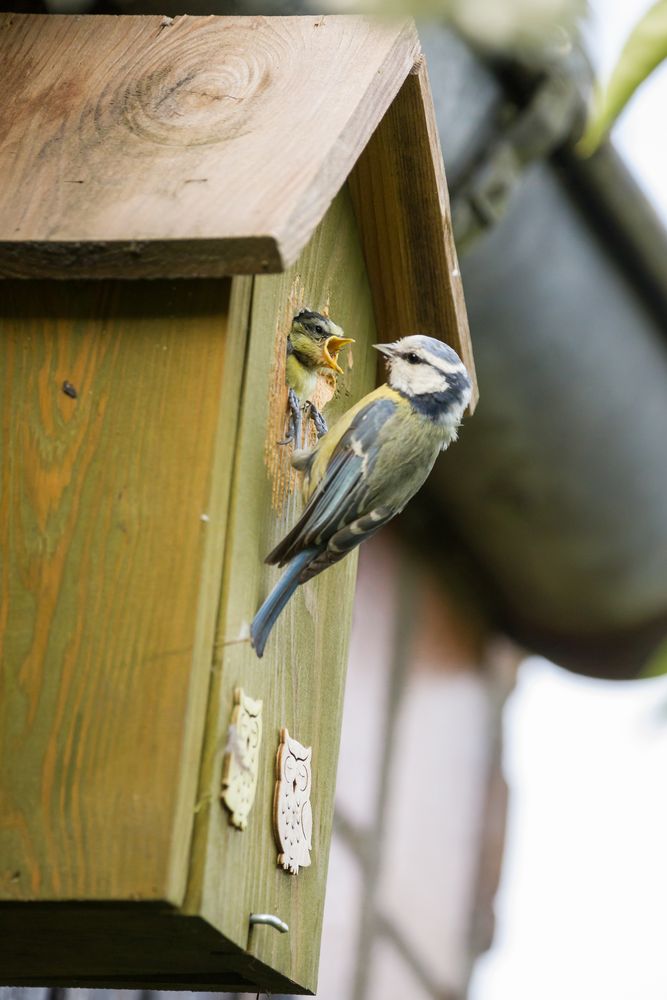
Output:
[282,309,354,445]
[251,334,472,657]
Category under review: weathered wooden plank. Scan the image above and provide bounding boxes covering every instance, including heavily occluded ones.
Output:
[0,14,419,278]
[0,905,283,991]
[0,278,248,905]
[183,185,379,993]
[349,56,478,407]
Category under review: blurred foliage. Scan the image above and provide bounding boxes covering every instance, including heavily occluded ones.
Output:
[579,0,667,155]
[320,0,585,59]
[447,0,584,57]
[640,637,667,679]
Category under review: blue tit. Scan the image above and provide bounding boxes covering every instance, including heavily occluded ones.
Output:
[251,334,472,657]
[282,309,354,446]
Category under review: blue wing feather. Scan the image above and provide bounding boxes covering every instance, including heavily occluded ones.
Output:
[266,397,397,566]
[251,397,397,656]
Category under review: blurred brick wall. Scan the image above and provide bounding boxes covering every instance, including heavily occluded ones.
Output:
[315,533,515,1000]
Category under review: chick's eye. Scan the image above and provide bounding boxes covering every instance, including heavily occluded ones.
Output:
[406,352,421,364]
[314,324,324,335]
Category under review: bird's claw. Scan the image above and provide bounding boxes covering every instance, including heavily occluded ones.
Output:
[278,388,303,446]
[307,402,328,439]
[278,393,328,448]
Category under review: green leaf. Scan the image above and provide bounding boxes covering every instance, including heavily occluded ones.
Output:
[578,0,667,155]
[640,638,667,679]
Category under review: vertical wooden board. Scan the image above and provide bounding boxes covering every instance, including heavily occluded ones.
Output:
[185,186,379,993]
[0,278,246,905]
[349,57,477,407]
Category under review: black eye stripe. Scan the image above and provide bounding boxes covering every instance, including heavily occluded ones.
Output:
[402,351,443,370]
[400,352,457,379]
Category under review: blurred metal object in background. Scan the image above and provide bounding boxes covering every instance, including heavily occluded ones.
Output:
[421,24,667,678]
[448,61,587,252]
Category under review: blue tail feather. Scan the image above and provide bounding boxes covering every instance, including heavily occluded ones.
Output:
[250,548,318,658]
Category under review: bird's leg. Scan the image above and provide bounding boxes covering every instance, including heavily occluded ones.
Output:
[278,388,302,446]
[306,401,328,439]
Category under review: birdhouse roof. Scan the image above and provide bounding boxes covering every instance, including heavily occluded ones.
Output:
[0,13,475,398]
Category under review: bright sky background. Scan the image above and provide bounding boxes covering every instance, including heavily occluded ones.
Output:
[584,0,667,224]
[471,658,667,1000]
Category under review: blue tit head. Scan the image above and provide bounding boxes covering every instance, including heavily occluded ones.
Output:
[374,335,472,426]
[291,309,354,374]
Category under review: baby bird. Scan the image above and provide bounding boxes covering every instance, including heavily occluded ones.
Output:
[283,309,354,446]
[251,334,472,657]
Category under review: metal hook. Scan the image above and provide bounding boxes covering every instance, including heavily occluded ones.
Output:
[249,912,289,934]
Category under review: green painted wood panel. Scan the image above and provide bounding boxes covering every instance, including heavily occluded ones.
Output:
[0,188,378,992]
[185,185,379,993]
[0,278,246,906]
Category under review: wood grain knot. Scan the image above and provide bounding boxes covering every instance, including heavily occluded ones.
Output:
[115,26,281,148]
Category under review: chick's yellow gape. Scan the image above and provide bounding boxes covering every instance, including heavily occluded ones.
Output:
[281,309,353,446]
[251,334,472,657]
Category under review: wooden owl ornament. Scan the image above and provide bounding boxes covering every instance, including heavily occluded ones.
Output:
[273,727,313,875]
[220,688,263,830]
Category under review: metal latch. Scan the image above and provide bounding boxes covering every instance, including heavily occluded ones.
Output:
[451,65,588,252]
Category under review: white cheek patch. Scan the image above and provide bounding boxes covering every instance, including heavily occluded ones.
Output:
[390,358,448,395]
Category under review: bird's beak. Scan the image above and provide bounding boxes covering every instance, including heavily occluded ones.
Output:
[323,335,355,374]
[373,343,395,358]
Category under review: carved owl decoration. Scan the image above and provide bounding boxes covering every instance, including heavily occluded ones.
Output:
[273,727,313,875]
[220,687,263,830]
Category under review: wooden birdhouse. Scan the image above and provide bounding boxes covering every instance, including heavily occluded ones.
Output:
[0,13,475,995]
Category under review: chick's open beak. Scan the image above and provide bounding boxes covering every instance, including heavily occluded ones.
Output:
[323,335,355,374]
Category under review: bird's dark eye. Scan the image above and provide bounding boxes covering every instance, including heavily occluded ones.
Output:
[406,352,421,364]
[314,324,324,335]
